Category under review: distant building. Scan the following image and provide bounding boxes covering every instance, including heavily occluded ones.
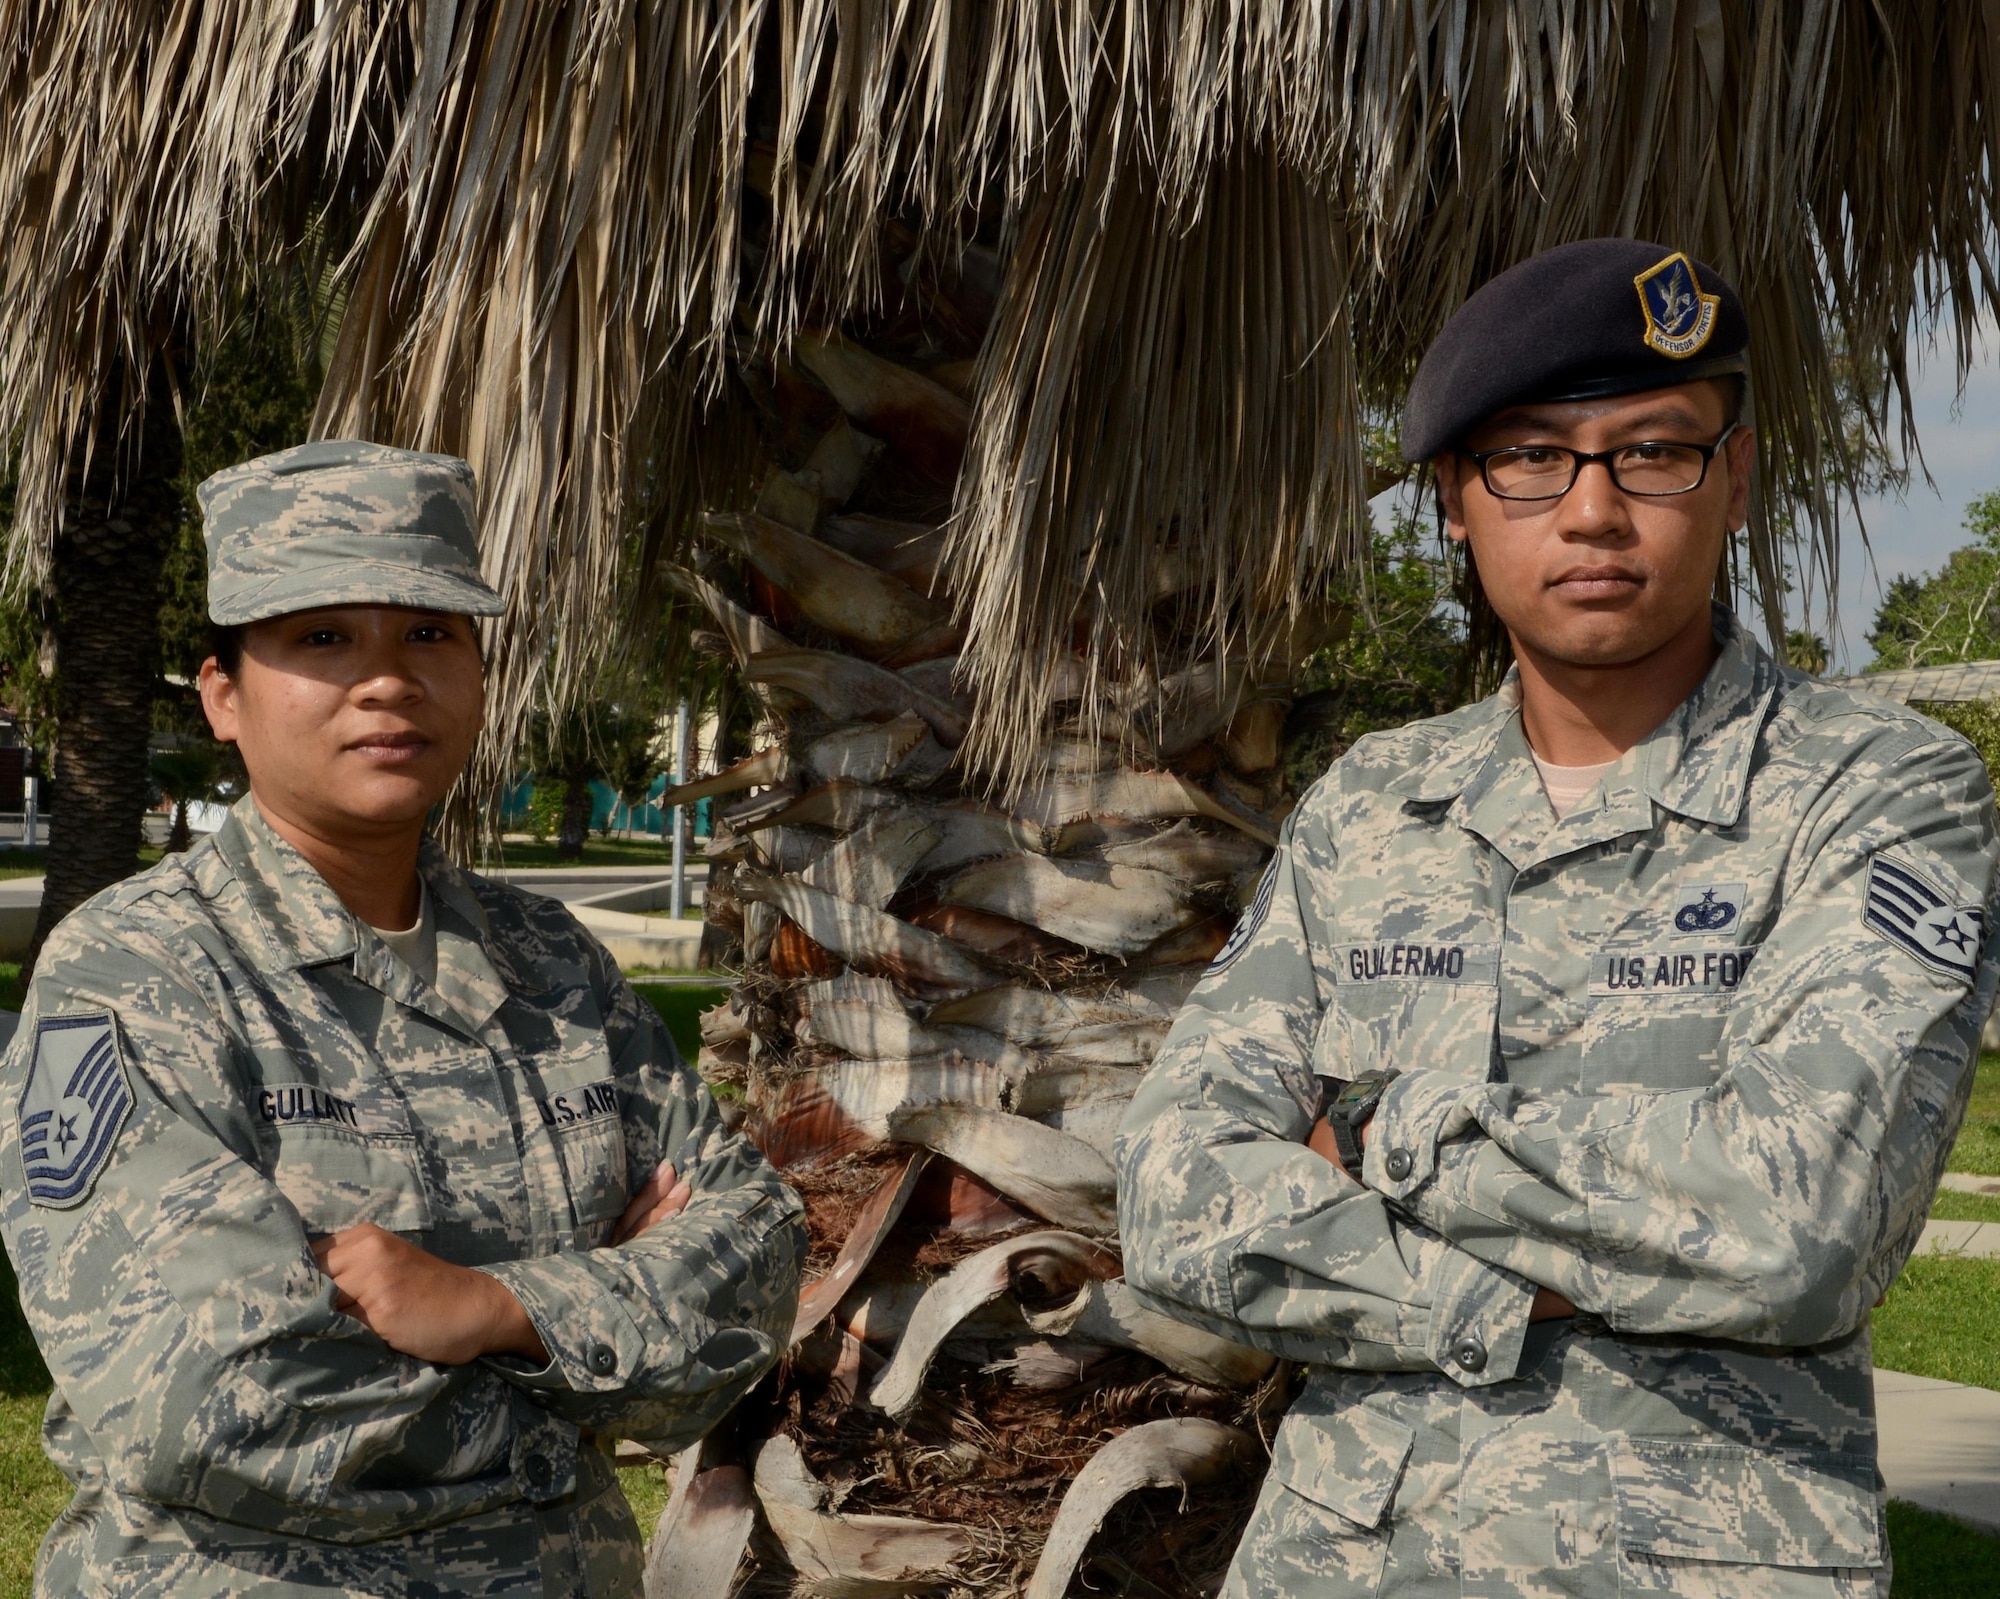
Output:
[1822,660,2000,705]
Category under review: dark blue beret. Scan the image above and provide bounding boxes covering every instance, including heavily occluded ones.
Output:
[1401,238,1749,461]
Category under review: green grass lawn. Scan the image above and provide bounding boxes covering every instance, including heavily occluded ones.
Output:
[1930,1188,2000,1224]
[473,838,680,872]
[1888,1500,2000,1598]
[1873,1255,2000,1393]
[632,982,730,1063]
[0,851,43,884]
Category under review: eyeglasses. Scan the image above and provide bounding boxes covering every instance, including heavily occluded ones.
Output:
[1464,423,1742,501]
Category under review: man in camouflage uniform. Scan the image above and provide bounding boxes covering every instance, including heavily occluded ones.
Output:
[1,440,804,1595]
[1118,240,1998,1596]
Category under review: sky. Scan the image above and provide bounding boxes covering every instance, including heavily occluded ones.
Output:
[1824,319,2000,673]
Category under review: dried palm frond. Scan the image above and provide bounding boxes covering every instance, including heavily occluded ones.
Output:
[8,2,2000,789]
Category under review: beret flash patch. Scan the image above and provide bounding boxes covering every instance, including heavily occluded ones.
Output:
[1634,251,1720,358]
[1863,853,1985,983]
[17,1013,132,1208]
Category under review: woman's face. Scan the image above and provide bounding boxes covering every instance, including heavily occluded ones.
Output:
[198,606,484,842]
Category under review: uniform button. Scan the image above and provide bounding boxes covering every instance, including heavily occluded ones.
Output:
[1385,1149,1414,1181]
[1453,1337,1488,1374]
[523,1454,553,1487]
[589,1343,618,1375]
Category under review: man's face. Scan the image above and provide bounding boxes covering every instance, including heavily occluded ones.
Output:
[199,606,485,839]
[1434,381,1754,669]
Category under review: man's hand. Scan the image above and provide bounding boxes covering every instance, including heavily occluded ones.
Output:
[1306,1111,1347,1172]
[611,1162,691,1246]
[1530,1287,1577,1321]
[312,1225,548,1365]
[1305,1115,1577,1323]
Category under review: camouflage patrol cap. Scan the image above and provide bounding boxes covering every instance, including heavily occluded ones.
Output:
[198,440,504,625]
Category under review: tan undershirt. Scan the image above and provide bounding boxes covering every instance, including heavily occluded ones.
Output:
[368,886,438,987]
[1532,752,1619,820]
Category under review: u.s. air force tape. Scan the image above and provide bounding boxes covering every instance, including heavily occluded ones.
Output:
[1863,852,1985,983]
[18,1013,132,1209]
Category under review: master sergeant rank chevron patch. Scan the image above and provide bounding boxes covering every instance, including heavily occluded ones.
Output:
[17,1013,132,1209]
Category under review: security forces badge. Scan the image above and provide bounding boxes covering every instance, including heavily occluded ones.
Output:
[1863,853,1987,983]
[1634,251,1721,359]
[17,1013,133,1208]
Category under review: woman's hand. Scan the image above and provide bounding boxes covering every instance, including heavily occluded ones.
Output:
[312,1225,548,1365]
[610,1162,692,1245]
[312,1169,691,1363]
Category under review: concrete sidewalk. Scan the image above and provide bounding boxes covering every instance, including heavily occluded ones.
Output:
[1915,1217,2000,1259]
[1877,1367,2000,1537]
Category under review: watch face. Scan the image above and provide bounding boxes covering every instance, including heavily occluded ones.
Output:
[1335,1078,1378,1110]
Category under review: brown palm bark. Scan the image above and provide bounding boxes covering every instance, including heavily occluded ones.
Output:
[27,361,184,970]
[670,316,1326,1591]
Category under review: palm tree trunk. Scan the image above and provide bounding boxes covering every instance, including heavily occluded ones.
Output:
[167,799,193,854]
[27,361,182,971]
[673,337,1313,1594]
[557,775,593,859]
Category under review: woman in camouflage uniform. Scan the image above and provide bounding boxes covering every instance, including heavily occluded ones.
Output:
[0,440,803,1597]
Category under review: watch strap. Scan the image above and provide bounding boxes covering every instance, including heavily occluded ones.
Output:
[1329,1110,1366,1178]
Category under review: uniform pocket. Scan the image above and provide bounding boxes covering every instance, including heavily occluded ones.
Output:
[262,1125,434,1235]
[539,1076,629,1227]
[1319,955,1500,1083]
[1611,1440,1884,1597]
[1222,1399,1412,1597]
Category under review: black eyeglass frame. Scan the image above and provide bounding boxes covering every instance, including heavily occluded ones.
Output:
[1462,422,1744,502]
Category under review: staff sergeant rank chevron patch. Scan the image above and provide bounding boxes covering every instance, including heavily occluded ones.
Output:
[1863,853,1987,983]
[18,1013,132,1209]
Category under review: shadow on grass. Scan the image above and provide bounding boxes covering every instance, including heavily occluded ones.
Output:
[0,1252,47,1401]
[1889,1500,2000,1596]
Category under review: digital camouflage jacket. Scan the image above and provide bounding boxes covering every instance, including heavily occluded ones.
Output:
[0,801,804,1597]
[1119,613,1998,1598]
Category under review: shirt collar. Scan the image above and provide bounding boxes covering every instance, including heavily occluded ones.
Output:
[212,799,512,1032]
[212,797,360,970]
[1385,606,1780,832]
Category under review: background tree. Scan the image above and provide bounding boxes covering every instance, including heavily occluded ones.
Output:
[149,740,231,854]
[1785,630,1831,675]
[527,696,667,858]
[1283,506,1466,792]
[1867,491,2000,669]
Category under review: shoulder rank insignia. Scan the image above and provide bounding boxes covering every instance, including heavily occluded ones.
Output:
[1863,854,1986,984]
[1208,859,1280,976]
[1634,251,1720,359]
[18,1013,132,1209]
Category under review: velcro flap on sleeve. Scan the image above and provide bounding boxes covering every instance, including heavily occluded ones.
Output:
[1611,1440,1882,1567]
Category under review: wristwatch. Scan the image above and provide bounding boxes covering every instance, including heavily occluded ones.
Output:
[1319,1070,1399,1180]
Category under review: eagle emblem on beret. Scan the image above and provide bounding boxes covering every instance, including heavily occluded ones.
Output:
[1634,251,1721,358]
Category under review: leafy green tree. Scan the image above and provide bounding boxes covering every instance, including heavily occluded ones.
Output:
[1284,508,1464,791]
[1867,492,2000,669]
[526,700,664,858]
